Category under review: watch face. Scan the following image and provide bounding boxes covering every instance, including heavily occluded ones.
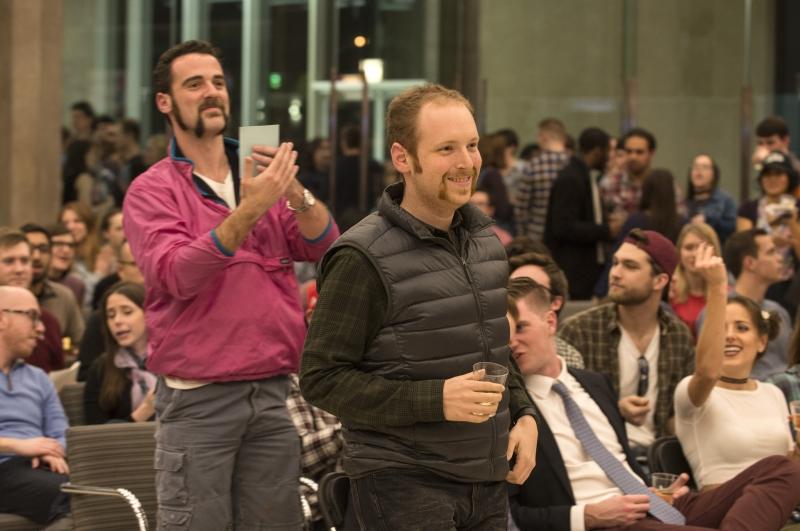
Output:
[304,189,316,206]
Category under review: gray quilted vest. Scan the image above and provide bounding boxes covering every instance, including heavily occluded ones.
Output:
[321,182,511,482]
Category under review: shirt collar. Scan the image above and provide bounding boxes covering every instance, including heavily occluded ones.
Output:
[524,355,568,400]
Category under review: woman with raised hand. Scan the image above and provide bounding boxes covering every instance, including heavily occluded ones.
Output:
[83,282,155,424]
[674,242,800,493]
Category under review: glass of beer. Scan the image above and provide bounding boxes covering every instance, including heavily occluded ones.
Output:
[472,362,508,413]
[651,473,678,504]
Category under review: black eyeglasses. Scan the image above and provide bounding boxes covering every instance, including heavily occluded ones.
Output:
[637,356,649,397]
[51,241,77,249]
[2,309,41,326]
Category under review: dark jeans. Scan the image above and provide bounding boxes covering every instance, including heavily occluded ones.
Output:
[0,456,70,524]
[350,468,507,531]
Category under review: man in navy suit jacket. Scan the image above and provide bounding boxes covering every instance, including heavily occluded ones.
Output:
[505,277,800,531]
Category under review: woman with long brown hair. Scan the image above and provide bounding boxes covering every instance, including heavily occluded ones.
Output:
[83,282,155,423]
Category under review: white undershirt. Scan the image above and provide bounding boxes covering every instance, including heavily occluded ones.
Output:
[196,169,235,208]
[525,356,645,531]
[674,377,793,489]
[618,324,659,448]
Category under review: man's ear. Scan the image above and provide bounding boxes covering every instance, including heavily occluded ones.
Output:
[742,255,755,273]
[391,142,412,175]
[545,310,558,335]
[155,92,173,115]
[653,273,670,293]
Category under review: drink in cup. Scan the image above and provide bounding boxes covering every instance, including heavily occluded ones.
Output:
[473,361,508,408]
[790,401,800,432]
[651,473,678,504]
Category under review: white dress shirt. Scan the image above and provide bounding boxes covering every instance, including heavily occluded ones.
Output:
[525,356,645,531]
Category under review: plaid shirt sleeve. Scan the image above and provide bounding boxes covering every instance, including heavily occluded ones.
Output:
[300,247,446,427]
[287,376,343,480]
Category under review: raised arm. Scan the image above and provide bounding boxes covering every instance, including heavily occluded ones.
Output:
[686,243,728,408]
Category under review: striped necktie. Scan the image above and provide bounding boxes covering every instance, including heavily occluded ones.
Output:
[552,380,685,525]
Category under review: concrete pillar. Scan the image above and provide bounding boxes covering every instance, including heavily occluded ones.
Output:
[0,0,63,227]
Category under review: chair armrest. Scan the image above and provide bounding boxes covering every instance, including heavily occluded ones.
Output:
[60,482,149,531]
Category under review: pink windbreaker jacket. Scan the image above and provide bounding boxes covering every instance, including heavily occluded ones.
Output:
[122,138,339,381]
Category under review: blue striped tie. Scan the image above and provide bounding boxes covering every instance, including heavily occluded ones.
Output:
[551,380,686,525]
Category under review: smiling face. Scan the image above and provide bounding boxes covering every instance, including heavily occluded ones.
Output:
[0,243,32,289]
[105,292,147,354]
[60,208,88,244]
[156,53,230,140]
[723,302,767,376]
[760,170,790,198]
[49,233,76,275]
[25,232,51,283]
[392,100,481,217]
[509,297,557,376]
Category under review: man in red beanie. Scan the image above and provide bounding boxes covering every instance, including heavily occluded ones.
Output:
[558,229,694,455]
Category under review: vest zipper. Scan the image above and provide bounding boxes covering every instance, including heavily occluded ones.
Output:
[459,254,496,477]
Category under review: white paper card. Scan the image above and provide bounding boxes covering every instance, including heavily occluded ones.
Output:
[239,124,280,178]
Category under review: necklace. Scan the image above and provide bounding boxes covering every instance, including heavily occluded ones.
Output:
[720,375,749,385]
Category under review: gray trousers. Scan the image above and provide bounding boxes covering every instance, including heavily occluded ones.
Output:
[154,376,303,531]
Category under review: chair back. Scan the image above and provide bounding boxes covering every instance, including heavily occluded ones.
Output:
[647,436,696,490]
[0,513,42,530]
[49,361,80,392]
[66,422,157,530]
[318,471,350,529]
[58,382,86,427]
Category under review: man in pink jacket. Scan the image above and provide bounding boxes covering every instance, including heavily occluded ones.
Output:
[123,40,339,531]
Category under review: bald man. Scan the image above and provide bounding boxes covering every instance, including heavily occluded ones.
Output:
[0,286,71,527]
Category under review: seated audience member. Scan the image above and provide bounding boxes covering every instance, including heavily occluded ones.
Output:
[0,286,71,526]
[544,127,623,300]
[506,277,800,531]
[685,154,737,243]
[675,243,798,491]
[19,224,85,346]
[470,189,512,246]
[83,282,154,424]
[736,151,800,316]
[298,137,332,202]
[559,229,694,454]
[77,240,144,382]
[767,319,800,405]
[94,209,125,286]
[58,202,101,296]
[509,251,584,369]
[117,118,148,187]
[669,223,722,337]
[594,169,687,297]
[47,224,86,305]
[697,229,791,380]
[0,228,65,373]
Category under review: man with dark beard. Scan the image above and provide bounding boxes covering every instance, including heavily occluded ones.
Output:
[123,40,339,530]
[558,229,694,455]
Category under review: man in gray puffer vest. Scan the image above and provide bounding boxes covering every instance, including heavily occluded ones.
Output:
[301,84,539,530]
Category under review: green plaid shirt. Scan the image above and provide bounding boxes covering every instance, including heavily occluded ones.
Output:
[557,302,695,437]
[301,246,535,428]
